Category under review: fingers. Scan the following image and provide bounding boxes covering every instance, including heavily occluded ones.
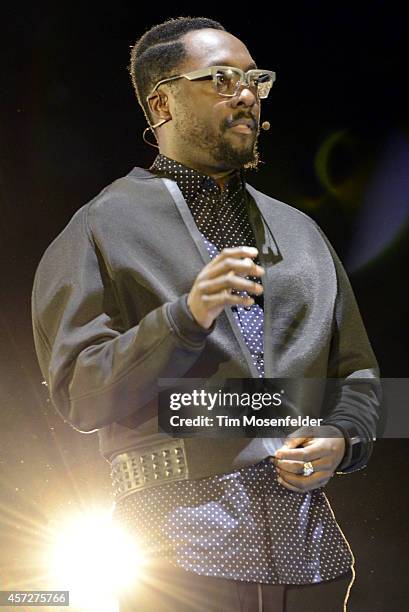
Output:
[214,246,259,260]
[187,247,265,329]
[205,247,265,281]
[274,445,325,463]
[279,436,309,449]
[206,258,265,282]
[275,437,340,463]
[271,436,344,493]
[202,291,255,308]
[198,274,264,296]
[196,247,265,307]
[273,456,333,475]
[272,452,334,493]
[276,473,333,493]
[275,467,334,493]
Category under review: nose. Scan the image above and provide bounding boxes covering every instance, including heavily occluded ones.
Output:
[230,82,258,108]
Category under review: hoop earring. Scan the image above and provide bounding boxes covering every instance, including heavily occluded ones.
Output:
[142,118,170,149]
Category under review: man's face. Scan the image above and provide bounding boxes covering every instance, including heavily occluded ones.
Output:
[165,29,262,171]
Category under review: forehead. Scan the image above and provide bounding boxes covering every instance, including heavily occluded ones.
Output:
[180,28,257,71]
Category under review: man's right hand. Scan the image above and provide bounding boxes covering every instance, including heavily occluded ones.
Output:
[187,246,265,330]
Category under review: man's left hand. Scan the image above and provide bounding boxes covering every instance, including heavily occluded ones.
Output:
[271,426,346,493]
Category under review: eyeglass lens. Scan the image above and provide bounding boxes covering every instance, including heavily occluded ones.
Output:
[214,69,272,98]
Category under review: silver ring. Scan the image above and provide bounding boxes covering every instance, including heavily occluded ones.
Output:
[303,461,314,477]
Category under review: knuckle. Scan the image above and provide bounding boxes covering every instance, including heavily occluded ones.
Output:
[196,269,207,280]
[197,280,207,292]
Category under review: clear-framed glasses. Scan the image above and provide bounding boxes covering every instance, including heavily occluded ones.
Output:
[147,65,276,102]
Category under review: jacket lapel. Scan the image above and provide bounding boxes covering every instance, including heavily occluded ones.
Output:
[161,177,261,378]
[129,167,282,379]
[244,184,284,377]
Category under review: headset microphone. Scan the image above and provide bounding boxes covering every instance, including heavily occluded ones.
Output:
[261,121,271,131]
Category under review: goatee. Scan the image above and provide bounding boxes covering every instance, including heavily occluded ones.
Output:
[213,127,262,171]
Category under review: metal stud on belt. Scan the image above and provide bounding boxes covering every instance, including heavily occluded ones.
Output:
[110,439,189,500]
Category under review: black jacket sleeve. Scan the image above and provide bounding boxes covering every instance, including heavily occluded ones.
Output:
[31,205,215,433]
[317,227,381,473]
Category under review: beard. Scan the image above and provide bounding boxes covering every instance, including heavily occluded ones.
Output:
[213,127,261,170]
[172,100,262,171]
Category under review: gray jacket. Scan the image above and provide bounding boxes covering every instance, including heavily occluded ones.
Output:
[31,167,381,478]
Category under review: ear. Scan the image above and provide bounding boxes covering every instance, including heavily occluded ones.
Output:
[148,91,172,123]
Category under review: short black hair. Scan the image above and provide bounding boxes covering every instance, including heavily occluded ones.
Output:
[129,16,226,125]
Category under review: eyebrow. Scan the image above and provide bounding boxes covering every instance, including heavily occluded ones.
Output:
[206,62,258,71]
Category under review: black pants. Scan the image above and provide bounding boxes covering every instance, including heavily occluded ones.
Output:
[118,559,353,612]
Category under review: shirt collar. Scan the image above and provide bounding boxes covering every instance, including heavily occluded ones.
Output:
[148,153,246,204]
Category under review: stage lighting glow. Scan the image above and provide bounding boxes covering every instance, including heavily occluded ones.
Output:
[45,508,142,611]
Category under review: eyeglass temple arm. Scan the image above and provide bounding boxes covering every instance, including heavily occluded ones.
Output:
[147,74,186,102]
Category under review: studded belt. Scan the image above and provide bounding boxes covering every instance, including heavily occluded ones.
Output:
[110,439,189,501]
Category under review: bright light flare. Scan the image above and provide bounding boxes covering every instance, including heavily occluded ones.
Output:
[45,508,142,611]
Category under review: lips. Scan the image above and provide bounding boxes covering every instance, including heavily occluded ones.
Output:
[229,117,256,130]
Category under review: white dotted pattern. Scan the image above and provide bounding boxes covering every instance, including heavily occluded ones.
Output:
[114,459,352,584]
[113,155,353,585]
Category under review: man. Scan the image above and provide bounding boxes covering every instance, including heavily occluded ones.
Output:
[31,16,380,612]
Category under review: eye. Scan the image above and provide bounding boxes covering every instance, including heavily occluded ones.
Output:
[258,74,270,84]
[215,71,227,82]
[252,73,269,85]
[215,70,237,94]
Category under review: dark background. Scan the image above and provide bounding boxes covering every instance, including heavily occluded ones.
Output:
[1,3,408,611]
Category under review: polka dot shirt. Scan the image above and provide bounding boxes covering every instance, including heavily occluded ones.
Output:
[112,154,353,585]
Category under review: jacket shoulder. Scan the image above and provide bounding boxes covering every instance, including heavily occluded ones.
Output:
[35,167,156,265]
[86,166,166,219]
